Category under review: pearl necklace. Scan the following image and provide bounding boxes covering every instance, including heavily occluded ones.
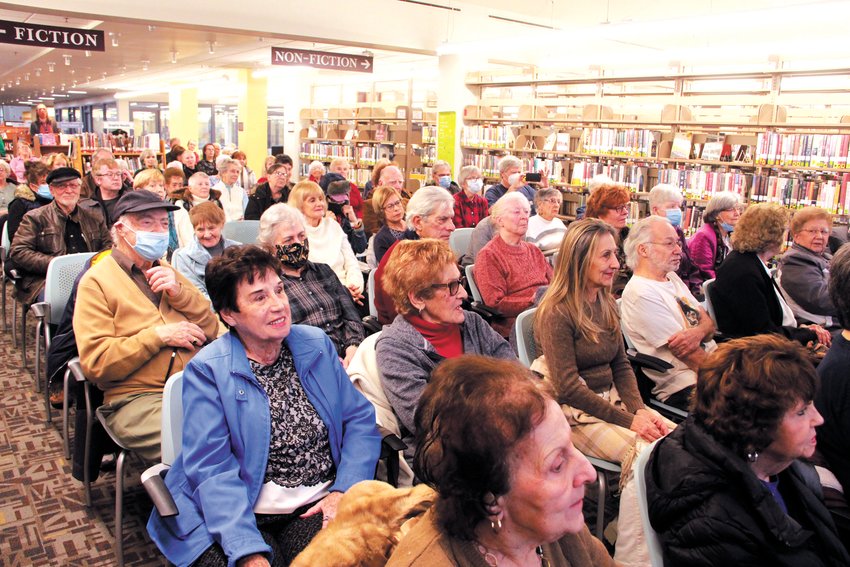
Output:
[475,542,548,567]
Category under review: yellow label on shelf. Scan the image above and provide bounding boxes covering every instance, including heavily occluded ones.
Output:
[437,111,456,173]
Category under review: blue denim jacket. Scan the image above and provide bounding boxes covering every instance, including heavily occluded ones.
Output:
[147,325,380,567]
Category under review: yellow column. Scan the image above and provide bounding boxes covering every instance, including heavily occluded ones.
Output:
[168,87,198,149]
[236,69,268,176]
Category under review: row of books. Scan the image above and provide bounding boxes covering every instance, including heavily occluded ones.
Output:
[418,145,437,166]
[750,173,850,214]
[460,125,515,149]
[569,161,650,192]
[754,133,850,169]
[656,167,752,200]
[299,142,355,161]
[422,126,437,145]
[77,132,161,151]
[33,133,76,147]
[578,128,656,157]
[461,153,564,183]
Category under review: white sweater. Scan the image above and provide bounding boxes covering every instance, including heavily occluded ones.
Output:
[305,218,364,292]
[213,181,247,222]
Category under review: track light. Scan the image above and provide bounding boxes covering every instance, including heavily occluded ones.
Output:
[85,50,91,57]
[63,54,72,66]
[171,51,178,64]
[208,41,215,54]
[47,62,55,72]
[35,68,41,77]
[142,60,150,71]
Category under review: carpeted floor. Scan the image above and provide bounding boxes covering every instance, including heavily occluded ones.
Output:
[0,300,164,566]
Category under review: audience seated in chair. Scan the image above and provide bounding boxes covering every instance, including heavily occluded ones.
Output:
[257,203,365,368]
[687,191,741,286]
[371,185,410,264]
[376,239,514,465]
[621,216,717,411]
[526,187,566,254]
[73,191,220,461]
[9,167,111,305]
[647,184,704,298]
[172,172,224,248]
[584,184,633,296]
[6,160,51,244]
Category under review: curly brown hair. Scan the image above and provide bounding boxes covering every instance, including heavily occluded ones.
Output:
[414,355,550,540]
[730,202,788,253]
[585,184,630,219]
[383,239,456,316]
[692,334,817,458]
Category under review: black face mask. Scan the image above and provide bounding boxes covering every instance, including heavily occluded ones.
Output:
[275,240,310,269]
[327,200,348,217]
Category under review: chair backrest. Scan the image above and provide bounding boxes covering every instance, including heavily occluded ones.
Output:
[44,252,95,325]
[1,221,9,260]
[616,298,637,351]
[161,371,184,466]
[465,264,484,303]
[515,307,538,368]
[222,220,260,244]
[634,439,665,567]
[701,278,718,328]
[449,227,473,258]
[367,268,378,318]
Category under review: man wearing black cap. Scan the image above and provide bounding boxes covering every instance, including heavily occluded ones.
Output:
[9,167,111,305]
[73,191,220,461]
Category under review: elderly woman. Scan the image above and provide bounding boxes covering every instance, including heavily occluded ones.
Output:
[173,172,224,248]
[213,157,248,222]
[134,169,179,259]
[45,152,70,170]
[474,192,553,338]
[197,143,218,176]
[257,203,365,368]
[371,185,409,263]
[648,183,702,297]
[387,355,612,567]
[777,206,839,328]
[688,190,742,282]
[147,245,380,567]
[374,186,456,325]
[246,163,292,220]
[585,183,632,295]
[7,160,51,242]
[306,161,325,184]
[134,149,161,177]
[646,334,849,565]
[377,239,514,462]
[288,181,364,302]
[179,145,199,178]
[452,165,489,229]
[172,202,239,298]
[9,140,36,183]
[526,187,566,253]
[712,203,831,347]
[232,150,256,193]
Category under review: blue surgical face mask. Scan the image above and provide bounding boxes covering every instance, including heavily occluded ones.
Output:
[467,179,484,193]
[36,183,53,200]
[665,208,683,227]
[438,175,452,189]
[720,222,735,233]
[124,226,169,261]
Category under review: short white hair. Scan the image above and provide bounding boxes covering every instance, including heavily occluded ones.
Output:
[490,192,530,221]
[457,165,480,188]
[188,172,210,186]
[624,215,672,270]
[405,186,454,230]
[258,203,307,247]
[498,155,521,176]
[648,183,683,211]
[309,160,326,174]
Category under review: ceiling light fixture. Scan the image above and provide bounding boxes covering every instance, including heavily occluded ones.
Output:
[24,73,29,81]
[61,83,66,90]
[109,32,120,48]
[35,68,41,77]
[208,41,216,54]
[15,77,20,85]
[63,54,72,66]
[47,62,55,72]
[142,60,149,71]
[85,50,91,57]
[67,90,87,94]
[171,51,178,64]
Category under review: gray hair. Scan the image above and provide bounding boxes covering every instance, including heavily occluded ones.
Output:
[498,155,522,176]
[218,157,240,173]
[405,186,454,230]
[257,203,307,247]
[648,183,683,212]
[0,160,10,175]
[432,160,451,174]
[188,172,210,186]
[588,174,614,193]
[704,191,742,223]
[139,149,157,162]
[308,160,326,174]
[534,187,562,207]
[457,165,481,188]
[624,215,672,270]
[490,192,530,221]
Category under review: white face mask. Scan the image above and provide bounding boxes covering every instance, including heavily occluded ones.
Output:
[467,179,483,193]
[507,172,522,186]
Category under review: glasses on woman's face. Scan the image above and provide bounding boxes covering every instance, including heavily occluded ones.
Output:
[610,205,630,214]
[383,200,403,211]
[799,228,830,236]
[430,276,467,296]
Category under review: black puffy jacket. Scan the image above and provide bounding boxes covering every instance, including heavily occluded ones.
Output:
[646,417,850,567]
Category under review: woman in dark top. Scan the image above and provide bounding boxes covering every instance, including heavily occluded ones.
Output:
[7,161,51,243]
[197,143,218,176]
[646,334,849,567]
[371,185,409,263]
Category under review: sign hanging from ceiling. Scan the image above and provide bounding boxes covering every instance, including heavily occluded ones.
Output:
[271,47,373,74]
[0,19,105,52]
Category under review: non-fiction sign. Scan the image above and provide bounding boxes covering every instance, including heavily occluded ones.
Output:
[271,47,373,73]
[0,19,105,52]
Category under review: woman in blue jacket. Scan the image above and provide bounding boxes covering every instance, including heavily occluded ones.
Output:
[148,245,380,567]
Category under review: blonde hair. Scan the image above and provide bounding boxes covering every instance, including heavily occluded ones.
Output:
[133,168,165,190]
[536,219,620,343]
[731,203,788,254]
[288,180,325,212]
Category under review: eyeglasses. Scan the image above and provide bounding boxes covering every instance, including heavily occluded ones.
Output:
[272,171,289,178]
[799,228,830,236]
[610,205,630,214]
[430,276,467,296]
[96,171,122,178]
[649,240,682,249]
[383,200,403,211]
[51,182,82,191]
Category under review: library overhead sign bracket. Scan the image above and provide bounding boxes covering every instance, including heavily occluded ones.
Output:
[0,19,105,51]
[271,47,373,74]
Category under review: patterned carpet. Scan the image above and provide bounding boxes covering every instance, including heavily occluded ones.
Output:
[0,299,165,566]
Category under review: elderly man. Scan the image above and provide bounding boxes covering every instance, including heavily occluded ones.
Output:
[425,160,460,195]
[10,167,111,305]
[74,191,220,460]
[484,155,546,214]
[80,157,129,228]
[212,157,246,222]
[648,183,702,298]
[244,162,291,220]
[378,164,409,197]
[620,215,717,411]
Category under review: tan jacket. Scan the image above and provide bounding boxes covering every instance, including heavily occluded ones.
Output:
[387,509,615,567]
[74,254,220,402]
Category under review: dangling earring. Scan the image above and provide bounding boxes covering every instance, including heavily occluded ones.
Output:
[490,518,502,533]
[747,450,759,463]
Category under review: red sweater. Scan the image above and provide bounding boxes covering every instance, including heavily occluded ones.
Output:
[473,236,552,337]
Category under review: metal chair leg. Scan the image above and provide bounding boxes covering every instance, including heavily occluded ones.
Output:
[11,299,17,346]
[21,307,28,371]
[62,368,72,460]
[115,450,126,567]
[83,382,93,508]
[1,280,7,332]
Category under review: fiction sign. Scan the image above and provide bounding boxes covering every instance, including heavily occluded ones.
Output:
[271,47,373,73]
[0,19,105,52]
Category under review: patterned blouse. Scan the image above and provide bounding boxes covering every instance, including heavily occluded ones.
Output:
[249,343,335,488]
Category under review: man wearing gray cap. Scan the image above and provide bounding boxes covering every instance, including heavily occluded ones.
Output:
[10,167,110,304]
[73,191,220,460]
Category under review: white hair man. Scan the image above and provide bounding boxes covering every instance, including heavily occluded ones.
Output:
[620,215,717,410]
[484,155,548,214]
